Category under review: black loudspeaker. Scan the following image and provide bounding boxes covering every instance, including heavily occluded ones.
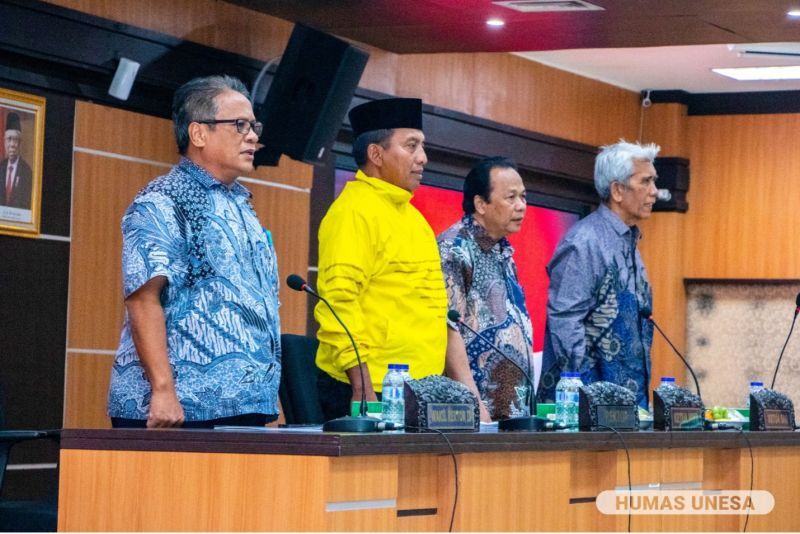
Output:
[578,381,639,431]
[254,24,369,166]
[653,157,690,213]
[403,376,479,433]
[749,389,795,431]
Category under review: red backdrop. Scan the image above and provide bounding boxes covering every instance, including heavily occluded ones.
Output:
[335,171,578,351]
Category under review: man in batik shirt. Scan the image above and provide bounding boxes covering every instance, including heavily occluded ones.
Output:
[439,156,533,423]
[108,75,281,428]
[540,140,658,409]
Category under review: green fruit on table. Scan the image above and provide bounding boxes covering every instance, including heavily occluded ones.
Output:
[711,406,729,420]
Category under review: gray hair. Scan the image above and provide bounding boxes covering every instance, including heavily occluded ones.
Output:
[171,75,251,155]
[352,129,394,167]
[594,140,660,200]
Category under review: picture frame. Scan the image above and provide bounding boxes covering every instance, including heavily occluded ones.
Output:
[0,88,45,238]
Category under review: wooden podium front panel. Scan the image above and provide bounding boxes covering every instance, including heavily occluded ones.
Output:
[58,449,331,531]
[447,451,571,531]
[742,447,800,532]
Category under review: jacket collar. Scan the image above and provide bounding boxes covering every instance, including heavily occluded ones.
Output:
[355,169,413,205]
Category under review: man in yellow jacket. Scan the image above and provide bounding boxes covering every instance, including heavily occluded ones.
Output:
[315,98,448,419]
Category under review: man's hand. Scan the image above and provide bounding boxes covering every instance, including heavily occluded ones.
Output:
[479,402,492,424]
[346,362,378,404]
[147,389,185,428]
[445,327,493,422]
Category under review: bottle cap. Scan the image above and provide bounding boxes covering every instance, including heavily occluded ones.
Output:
[750,381,764,387]
[660,376,676,382]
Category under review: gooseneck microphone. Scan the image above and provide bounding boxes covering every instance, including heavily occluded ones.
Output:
[642,309,702,400]
[286,274,384,432]
[770,292,800,389]
[448,309,548,431]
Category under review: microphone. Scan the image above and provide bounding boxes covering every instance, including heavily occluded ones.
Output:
[286,274,383,432]
[770,292,800,389]
[448,309,548,431]
[642,308,701,400]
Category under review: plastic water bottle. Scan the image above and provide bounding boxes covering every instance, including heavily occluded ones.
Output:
[398,364,411,382]
[746,381,764,407]
[381,364,405,429]
[567,373,583,431]
[555,372,581,430]
[658,376,677,391]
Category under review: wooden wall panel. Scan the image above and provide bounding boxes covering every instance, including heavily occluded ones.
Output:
[248,182,310,335]
[68,153,161,349]
[63,352,114,429]
[397,52,640,147]
[639,212,688,387]
[471,53,640,147]
[45,0,293,62]
[74,100,178,164]
[640,103,689,158]
[396,53,476,117]
[685,113,800,279]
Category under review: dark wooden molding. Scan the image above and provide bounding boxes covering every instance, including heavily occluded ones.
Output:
[650,89,800,116]
[61,428,800,457]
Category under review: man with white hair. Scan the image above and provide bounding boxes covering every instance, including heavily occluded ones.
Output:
[539,140,659,408]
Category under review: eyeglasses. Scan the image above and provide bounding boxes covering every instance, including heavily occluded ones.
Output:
[197,118,263,136]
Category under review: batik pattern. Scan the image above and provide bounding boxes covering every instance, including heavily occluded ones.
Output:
[438,215,534,420]
[108,158,281,421]
[540,204,653,408]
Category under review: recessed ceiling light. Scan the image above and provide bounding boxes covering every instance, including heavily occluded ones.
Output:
[787,9,800,17]
[712,65,800,81]
[486,18,505,27]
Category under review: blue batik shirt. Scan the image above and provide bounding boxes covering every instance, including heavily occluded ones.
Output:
[108,158,281,421]
[540,203,653,408]
[438,215,535,420]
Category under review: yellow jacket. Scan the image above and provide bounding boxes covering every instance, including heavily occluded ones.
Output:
[315,170,448,391]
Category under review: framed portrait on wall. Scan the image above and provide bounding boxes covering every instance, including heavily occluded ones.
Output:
[0,88,45,238]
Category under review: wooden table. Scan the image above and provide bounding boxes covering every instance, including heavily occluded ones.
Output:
[57,427,800,531]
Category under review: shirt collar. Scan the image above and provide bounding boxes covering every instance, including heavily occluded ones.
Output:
[355,169,413,205]
[597,203,641,240]
[179,157,251,197]
[463,214,514,255]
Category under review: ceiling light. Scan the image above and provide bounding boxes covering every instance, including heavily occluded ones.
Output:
[712,65,800,81]
[486,18,505,27]
[787,9,800,17]
[493,0,603,12]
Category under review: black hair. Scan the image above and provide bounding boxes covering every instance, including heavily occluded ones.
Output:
[462,156,519,214]
[352,129,394,167]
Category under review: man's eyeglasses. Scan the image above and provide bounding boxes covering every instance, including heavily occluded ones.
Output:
[197,118,263,136]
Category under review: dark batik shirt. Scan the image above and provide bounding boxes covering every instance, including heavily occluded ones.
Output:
[438,215,534,420]
[540,203,653,408]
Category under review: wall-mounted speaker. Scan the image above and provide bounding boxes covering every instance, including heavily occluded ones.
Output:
[254,24,369,167]
[108,57,140,101]
[653,157,690,213]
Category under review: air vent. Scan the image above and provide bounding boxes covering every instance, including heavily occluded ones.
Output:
[493,0,604,12]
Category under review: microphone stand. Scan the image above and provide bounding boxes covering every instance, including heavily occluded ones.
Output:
[287,275,383,432]
[449,310,548,431]
[647,315,702,400]
[771,297,800,389]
